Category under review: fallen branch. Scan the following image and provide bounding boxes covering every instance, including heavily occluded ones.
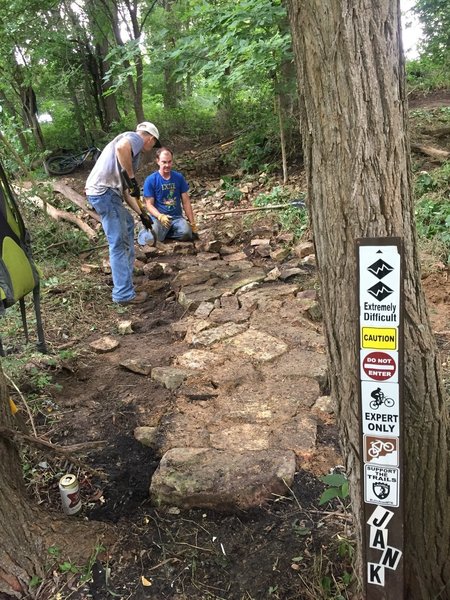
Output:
[4,373,37,437]
[410,143,450,161]
[51,181,101,223]
[25,193,97,239]
[0,425,107,479]
[77,243,109,256]
[200,201,306,217]
[419,126,450,138]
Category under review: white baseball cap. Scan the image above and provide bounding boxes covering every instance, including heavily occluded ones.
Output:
[136,122,161,147]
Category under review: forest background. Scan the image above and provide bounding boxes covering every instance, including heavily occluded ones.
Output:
[0,0,445,178]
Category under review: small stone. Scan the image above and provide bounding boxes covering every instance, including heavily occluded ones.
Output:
[265,267,281,281]
[102,259,111,274]
[117,320,133,335]
[255,245,271,257]
[89,336,119,353]
[302,254,316,266]
[279,268,302,281]
[312,396,336,414]
[194,302,215,319]
[120,359,152,376]
[270,247,290,262]
[134,426,157,447]
[143,262,164,279]
[151,367,188,390]
[293,241,315,259]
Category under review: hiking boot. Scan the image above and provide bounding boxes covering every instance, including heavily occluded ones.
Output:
[117,291,148,305]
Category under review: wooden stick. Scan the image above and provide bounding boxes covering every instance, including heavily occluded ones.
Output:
[22,193,97,239]
[410,143,450,160]
[51,181,101,222]
[0,426,107,479]
[200,202,306,217]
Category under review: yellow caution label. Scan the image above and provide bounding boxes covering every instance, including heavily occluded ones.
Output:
[361,327,397,350]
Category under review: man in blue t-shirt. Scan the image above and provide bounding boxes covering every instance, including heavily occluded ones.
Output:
[137,147,198,245]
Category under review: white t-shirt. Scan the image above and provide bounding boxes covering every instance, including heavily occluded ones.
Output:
[85,132,144,197]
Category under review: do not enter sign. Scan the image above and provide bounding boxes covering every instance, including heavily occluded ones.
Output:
[362,351,397,381]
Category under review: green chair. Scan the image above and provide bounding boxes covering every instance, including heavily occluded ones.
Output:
[0,159,46,355]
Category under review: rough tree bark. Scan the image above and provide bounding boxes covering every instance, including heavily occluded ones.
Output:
[0,363,112,597]
[286,1,449,598]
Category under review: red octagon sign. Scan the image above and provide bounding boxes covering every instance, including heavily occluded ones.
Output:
[363,351,396,381]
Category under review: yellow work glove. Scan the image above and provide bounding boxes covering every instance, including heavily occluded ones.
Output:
[158,214,172,228]
[190,221,199,240]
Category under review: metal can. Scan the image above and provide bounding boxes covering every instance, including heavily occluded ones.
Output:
[59,474,82,515]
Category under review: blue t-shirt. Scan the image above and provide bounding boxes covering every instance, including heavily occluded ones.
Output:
[143,170,189,217]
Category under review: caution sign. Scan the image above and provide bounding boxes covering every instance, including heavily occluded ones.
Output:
[361,327,397,350]
[361,350,397,382]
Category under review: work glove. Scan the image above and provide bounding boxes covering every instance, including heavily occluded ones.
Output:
[140,212,153,230]
[129,177,140,198]
[158,214,172,228]
[190,221,199,240]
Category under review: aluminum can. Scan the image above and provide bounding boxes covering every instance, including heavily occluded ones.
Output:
[59,474,81,515]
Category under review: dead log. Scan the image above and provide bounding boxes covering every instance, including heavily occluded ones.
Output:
[410,143,450,161]
[419,126,450,138]
[24,193,97,239]
[51,181,101,222]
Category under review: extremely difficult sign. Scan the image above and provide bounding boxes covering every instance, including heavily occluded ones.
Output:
[357,238,404,599]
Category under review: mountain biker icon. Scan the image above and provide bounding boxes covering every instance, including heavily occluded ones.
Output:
[369,387,395,410]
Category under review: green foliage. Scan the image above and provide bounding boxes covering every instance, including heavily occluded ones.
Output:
[415,197,450,260]
[253,187,309,239]
[319,473,349,506]
[220,177,243,204]
[414,164,450,263]
[406,56,450,91]
[227,113,281,172]
[254,186,291,207]
[414,0,450,69]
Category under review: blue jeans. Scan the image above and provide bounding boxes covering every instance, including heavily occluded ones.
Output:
[88,190,136,303]
[137,216,192,245]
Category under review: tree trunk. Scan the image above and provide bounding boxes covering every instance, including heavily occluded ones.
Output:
[0,363,113,597]
[276,92,288,184]
[68,86,88,143]
[286,1,449,597]
[0,91,30,155]
[19,84,45,151]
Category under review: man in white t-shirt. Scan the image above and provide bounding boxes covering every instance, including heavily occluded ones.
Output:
[86,122,160,304]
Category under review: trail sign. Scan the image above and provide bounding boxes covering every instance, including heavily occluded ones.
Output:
[357,238,404,600]
[361,351,397,382]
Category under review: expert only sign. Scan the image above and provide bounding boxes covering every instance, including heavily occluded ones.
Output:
[357,238,404,600]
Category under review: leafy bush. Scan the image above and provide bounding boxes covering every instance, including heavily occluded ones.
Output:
[414,164,450,264]
[406,56,450,91]
[253,187,309,239]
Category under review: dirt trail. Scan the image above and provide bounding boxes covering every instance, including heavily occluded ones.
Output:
[53,221,341,511]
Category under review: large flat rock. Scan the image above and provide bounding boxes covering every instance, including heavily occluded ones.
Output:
[150,447,296,510]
